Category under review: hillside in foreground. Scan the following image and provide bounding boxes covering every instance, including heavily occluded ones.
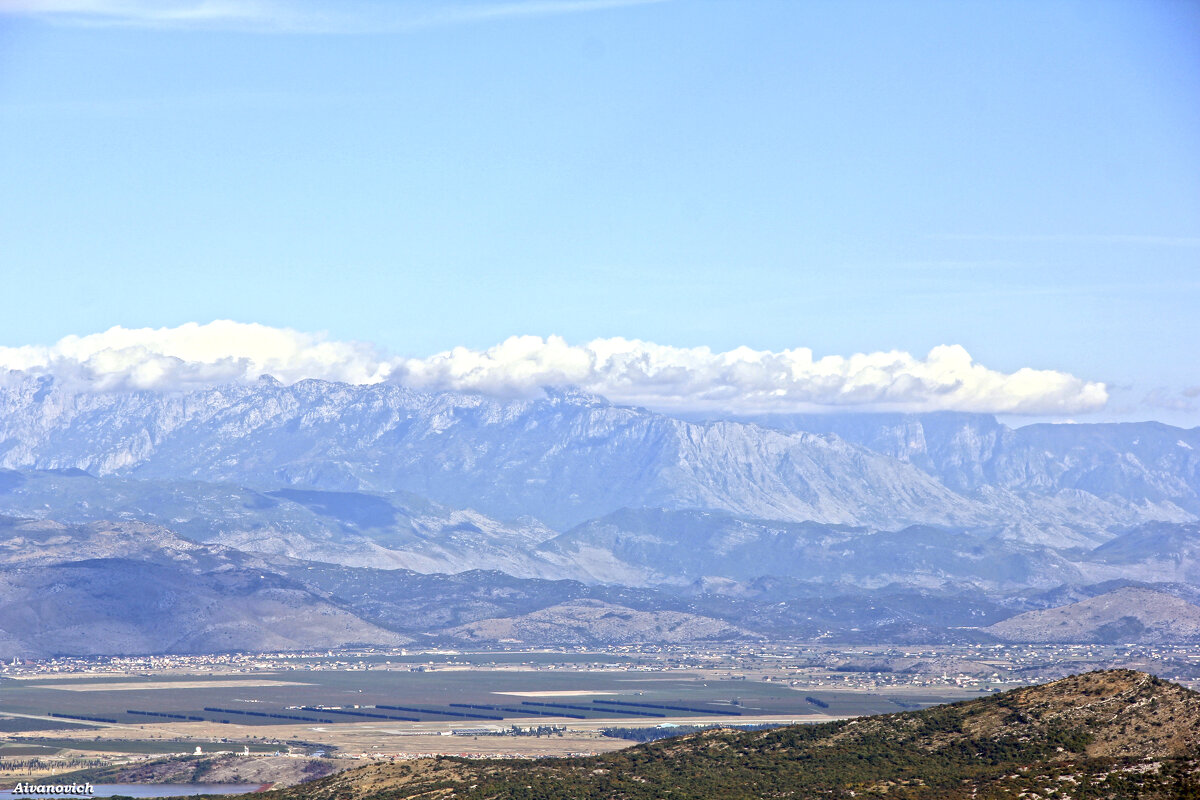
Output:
[268,670,1200,800]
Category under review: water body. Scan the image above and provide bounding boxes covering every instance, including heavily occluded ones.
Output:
[2,785,266,798]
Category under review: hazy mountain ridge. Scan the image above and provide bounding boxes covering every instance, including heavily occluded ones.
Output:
[1090,521,1200,585]
[0,377,985,529]
[3,376,1200,656]
[542,511,1200,593]
[6,376,1195,536]
[1,514,1196,656]
[0,518,783,656]
[0,469,571,579]
[4,469,1196,596]
[0,519,411,659]
[538,508,1093,590]
[738,411,1200,511]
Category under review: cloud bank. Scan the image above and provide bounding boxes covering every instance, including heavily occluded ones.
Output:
[0,321,1108,415]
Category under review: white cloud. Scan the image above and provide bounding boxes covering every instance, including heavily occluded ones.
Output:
[0,321,391,391]
[393,336,1108,414]
[0,321,1108,415]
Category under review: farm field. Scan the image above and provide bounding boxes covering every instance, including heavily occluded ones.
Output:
[0,666,965,733]
[17,641,1159,765]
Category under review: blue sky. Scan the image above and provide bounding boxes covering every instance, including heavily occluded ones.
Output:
[1,0,1197,423]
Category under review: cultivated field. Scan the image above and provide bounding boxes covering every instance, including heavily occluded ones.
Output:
[15,641,1188,770]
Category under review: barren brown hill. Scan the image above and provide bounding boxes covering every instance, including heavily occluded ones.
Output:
[442,599,756,645]
[984,586,1200,643]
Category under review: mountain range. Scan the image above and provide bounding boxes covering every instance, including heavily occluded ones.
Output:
[1,373,1199,654]
[4,376,1197,536]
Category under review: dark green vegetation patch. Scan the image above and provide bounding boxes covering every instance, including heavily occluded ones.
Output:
[0,716,97,732]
